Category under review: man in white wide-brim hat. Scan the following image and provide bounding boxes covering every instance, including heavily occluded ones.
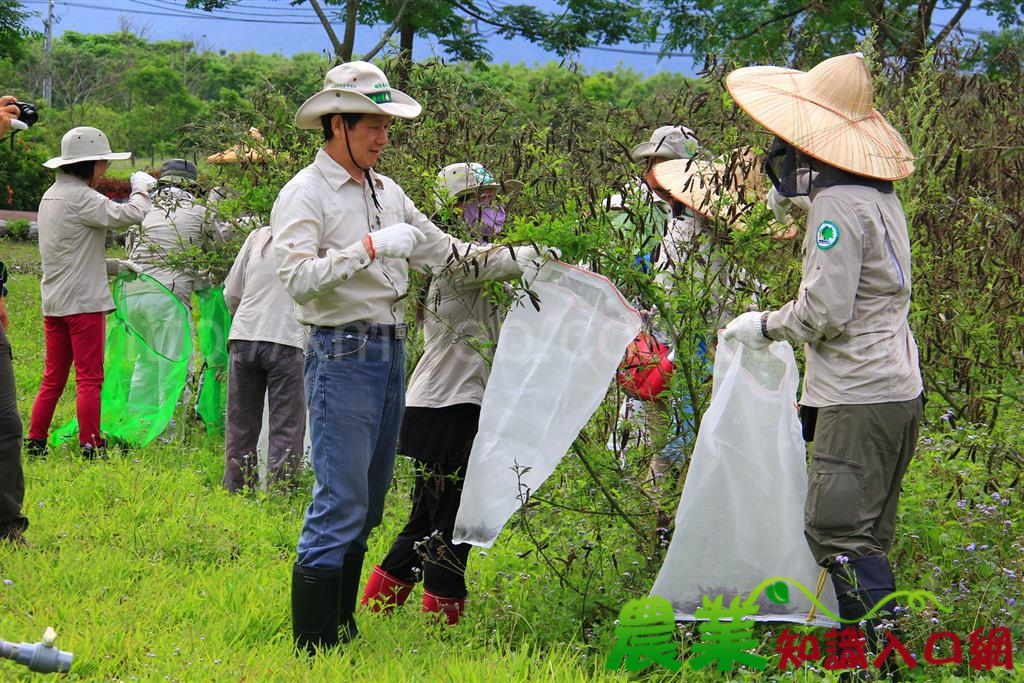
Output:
[272,61,553,655]
[721,53,923,654]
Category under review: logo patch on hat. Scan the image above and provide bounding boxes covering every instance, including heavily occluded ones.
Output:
[366,91,393,104]
[474,166,495,184]
[815,220,840,250]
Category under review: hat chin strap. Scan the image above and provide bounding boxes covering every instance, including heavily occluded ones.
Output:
[342,121,370,173]
[342,120,382,212]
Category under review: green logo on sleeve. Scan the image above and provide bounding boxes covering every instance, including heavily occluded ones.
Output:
[815,220,840,250]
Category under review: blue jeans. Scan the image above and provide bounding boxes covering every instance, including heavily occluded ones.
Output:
[296,326,405,570]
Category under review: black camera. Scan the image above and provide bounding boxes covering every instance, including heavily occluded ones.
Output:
[11,101,39,127]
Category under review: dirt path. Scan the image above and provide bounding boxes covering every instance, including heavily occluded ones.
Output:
[0,210,38,221]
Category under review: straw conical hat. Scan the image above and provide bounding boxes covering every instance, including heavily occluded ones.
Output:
[725,53,914,181]
[207,127,272,164]
[652,158,744,223]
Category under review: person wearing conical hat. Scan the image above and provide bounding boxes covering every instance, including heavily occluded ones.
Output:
[721,53,923,648]
[627,153,760,489]
[273,62,556,654]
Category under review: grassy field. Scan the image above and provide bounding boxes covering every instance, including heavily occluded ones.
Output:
[0,238,1020,682]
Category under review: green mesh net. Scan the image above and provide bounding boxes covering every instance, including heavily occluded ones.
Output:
[51,273,193,448]
[194,286,231,435]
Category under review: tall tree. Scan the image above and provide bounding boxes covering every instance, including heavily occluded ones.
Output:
[184,0,654,73]
[0,0,34,62]
[653,0,1024,70]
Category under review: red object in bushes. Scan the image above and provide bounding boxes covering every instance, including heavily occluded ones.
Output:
[93,176,132,202]
[616,332,674,401]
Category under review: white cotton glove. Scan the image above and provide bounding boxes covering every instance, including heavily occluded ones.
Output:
[105,258,143,277]
[515,245,561,286]
[766,188,793,225]
[722,311,771,350]
[367,222,425,260]
[130,171,158,194]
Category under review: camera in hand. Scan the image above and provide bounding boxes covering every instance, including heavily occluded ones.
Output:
[12,101,39,127]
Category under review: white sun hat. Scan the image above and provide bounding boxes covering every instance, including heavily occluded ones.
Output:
[629,125,700,162]
[434,162,523,209]
[294,60,422,129]
[43,127,131,169]
[725,52,914,181]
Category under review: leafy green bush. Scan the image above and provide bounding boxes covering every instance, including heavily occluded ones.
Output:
[3,217,30,240]
[0,133,52,211]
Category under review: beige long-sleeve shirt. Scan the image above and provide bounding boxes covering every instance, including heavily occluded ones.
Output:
[224,226,307,350]
[37,173,153,317]
[271,149,482,327]
[765,183,922,406]
[406,247,522,408]
[126,186,224,307]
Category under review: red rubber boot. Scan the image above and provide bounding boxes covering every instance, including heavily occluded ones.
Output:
[422,589,465,625]
[360,565,414,613]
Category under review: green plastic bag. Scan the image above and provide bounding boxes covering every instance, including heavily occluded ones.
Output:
[52,273,193,448]
[194,286,231,435]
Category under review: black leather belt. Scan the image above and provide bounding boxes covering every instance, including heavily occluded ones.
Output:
[315,322,407,340]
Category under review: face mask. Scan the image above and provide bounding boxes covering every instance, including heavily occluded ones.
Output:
[763,136,812,197]
[463,200,507,236]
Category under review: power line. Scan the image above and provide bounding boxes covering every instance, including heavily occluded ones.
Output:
[581,45,694,59]
[232,0,325,10]
[145,0,322,18]
[22,0,323,24]
[127,0,323,23]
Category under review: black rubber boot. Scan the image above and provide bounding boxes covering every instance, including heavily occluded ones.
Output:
[339,552,365,643]
[24,438,48,458]
[831,555,902,682]
[292,563,342,656]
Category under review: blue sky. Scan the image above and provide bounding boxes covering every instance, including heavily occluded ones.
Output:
[19,0,1002,77]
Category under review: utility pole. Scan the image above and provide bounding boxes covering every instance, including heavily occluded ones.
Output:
[43,0,55,106]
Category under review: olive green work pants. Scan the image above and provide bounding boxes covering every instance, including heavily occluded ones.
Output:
[804,395,923,565]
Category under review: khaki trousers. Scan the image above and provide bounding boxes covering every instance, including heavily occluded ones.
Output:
[804,396,923,564]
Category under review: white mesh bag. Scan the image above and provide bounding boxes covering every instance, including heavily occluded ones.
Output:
[454,262,642,547]
[650,333,838,626]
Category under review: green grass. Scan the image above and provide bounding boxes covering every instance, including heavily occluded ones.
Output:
[1,238,1021,681]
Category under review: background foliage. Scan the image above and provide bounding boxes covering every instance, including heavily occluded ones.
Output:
[0,7,1021,680]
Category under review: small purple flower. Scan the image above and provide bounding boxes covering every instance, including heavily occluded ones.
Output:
[836,554,849,565]
[1001,498,1010,506]
[965,543,977,551]
[956,499,967,509]
[992,492,1002,502]
[1007,598,1016,607]
[981,545,989,550]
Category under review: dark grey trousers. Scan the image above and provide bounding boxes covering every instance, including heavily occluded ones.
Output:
[0,324,27,538]
[223,340,305,492]
[804,396,923,564]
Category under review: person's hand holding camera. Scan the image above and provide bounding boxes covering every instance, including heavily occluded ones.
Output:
[1,95,21,138]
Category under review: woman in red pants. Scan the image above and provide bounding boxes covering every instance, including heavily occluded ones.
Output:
[25,127,156,456]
